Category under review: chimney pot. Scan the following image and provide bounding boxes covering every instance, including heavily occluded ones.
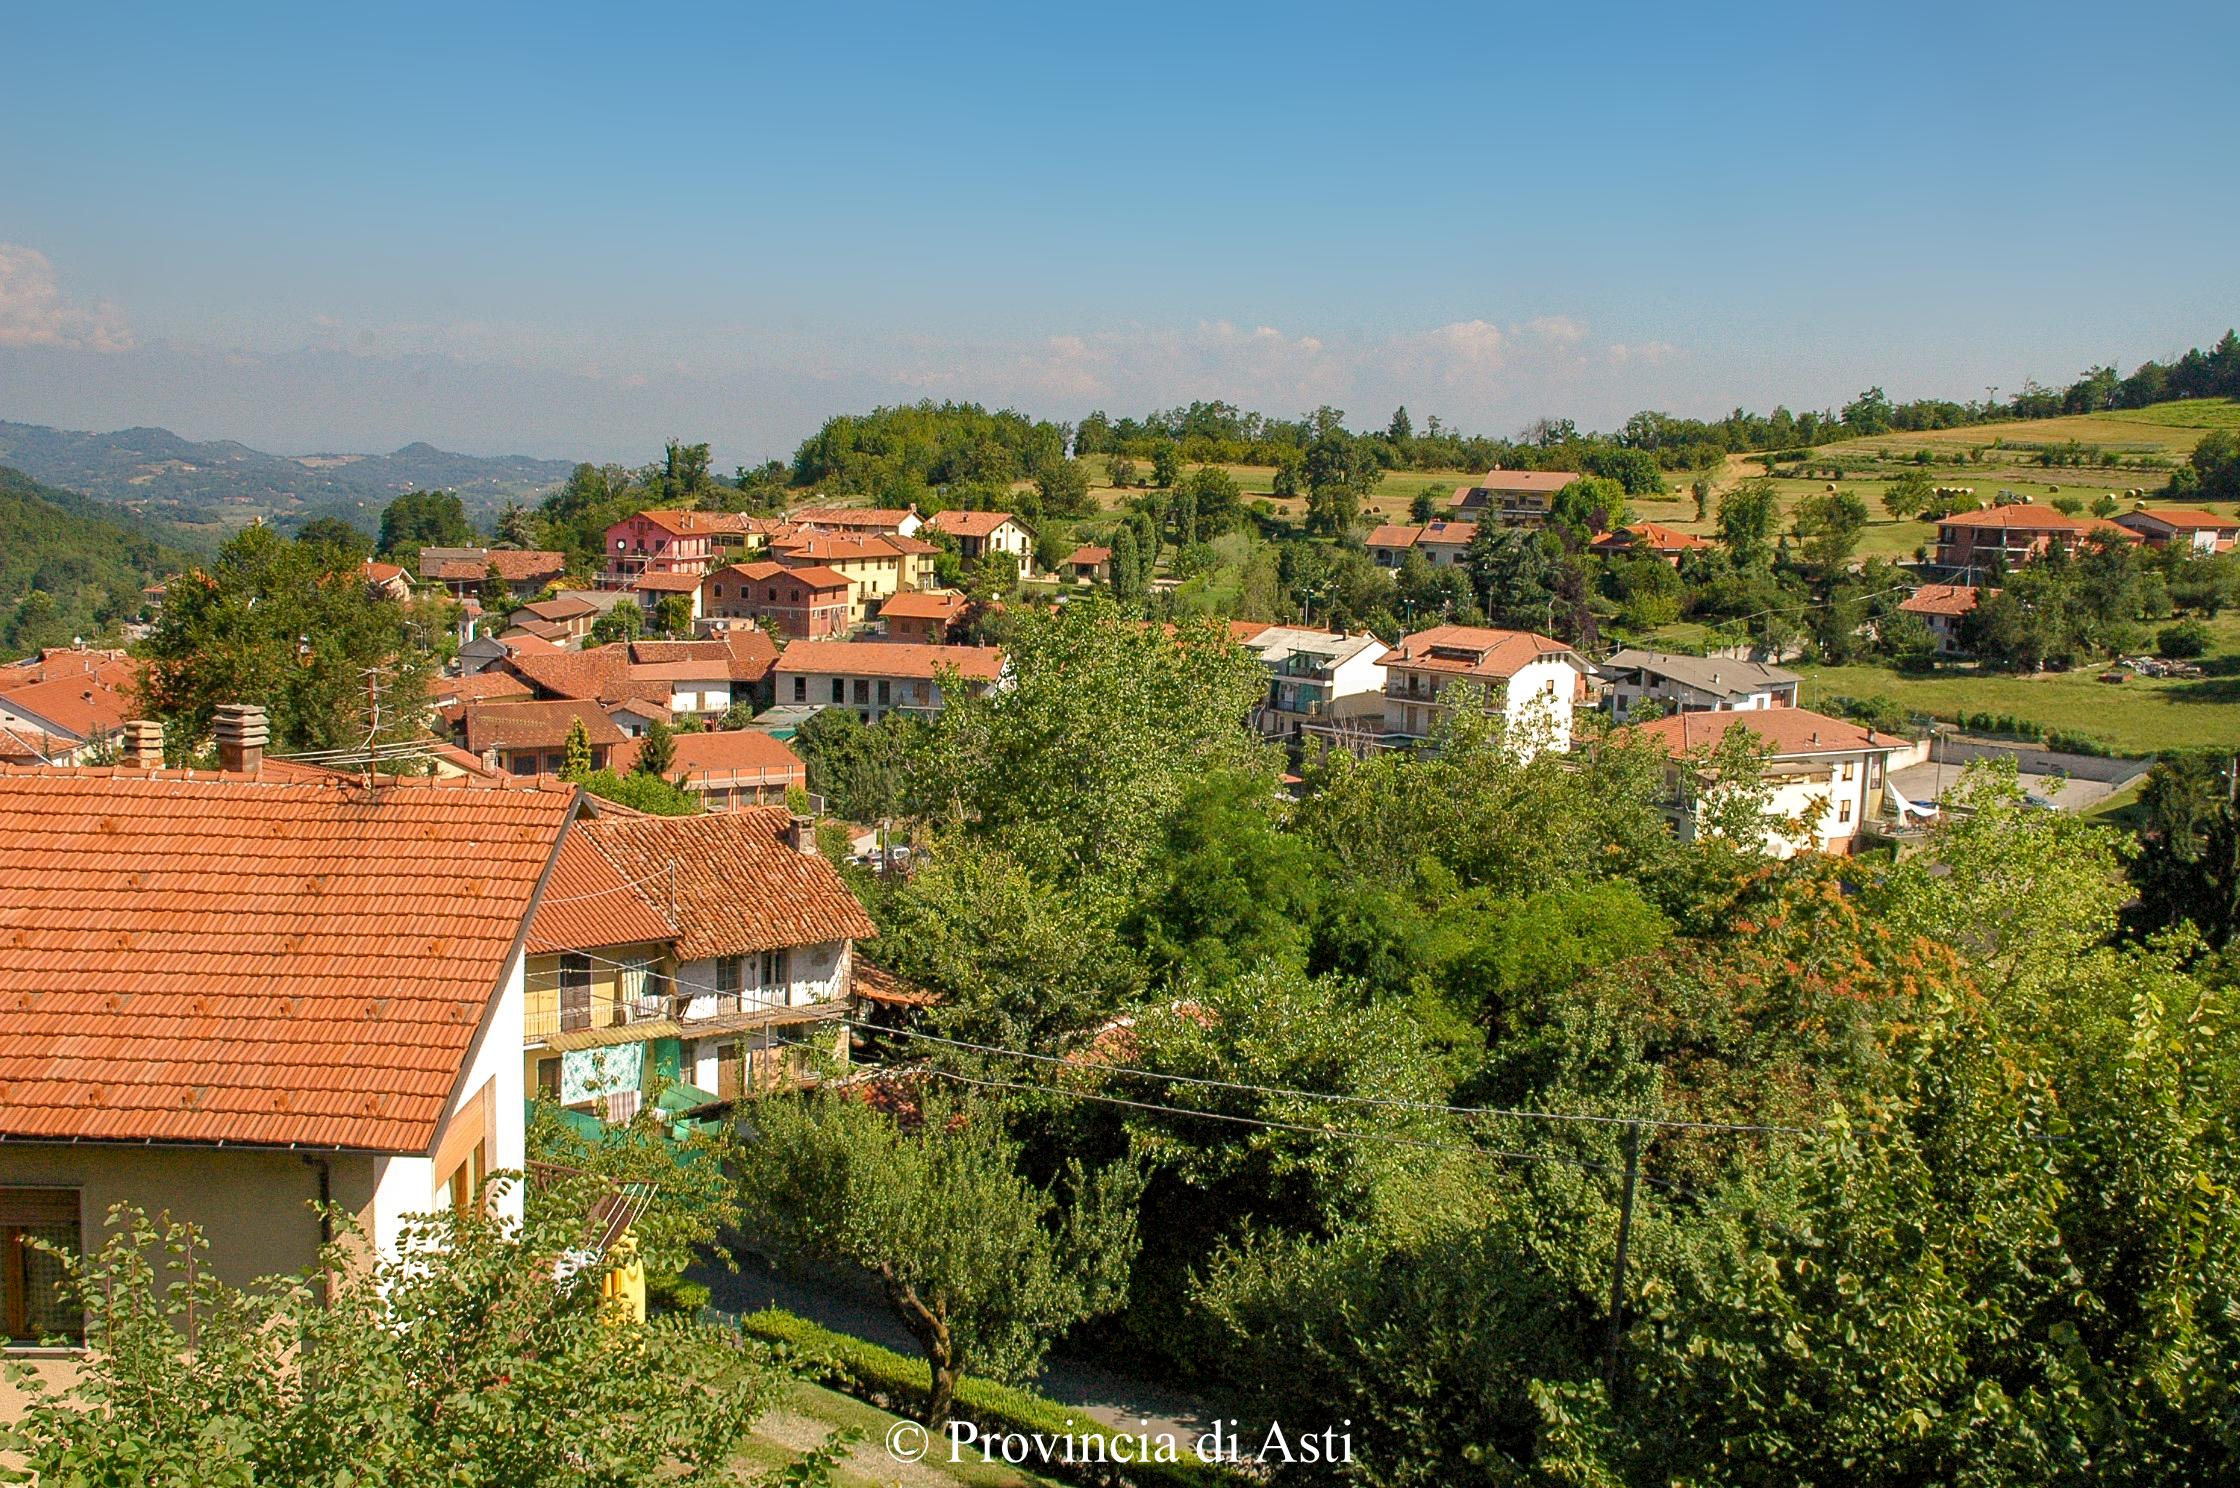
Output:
[120,719,165,770]
[214,703,269,775]
[788,813,817,856]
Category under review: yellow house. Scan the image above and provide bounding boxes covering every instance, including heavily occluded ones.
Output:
[522,810,879,1117]
[768,532,937,621]
[523,834,682,1119]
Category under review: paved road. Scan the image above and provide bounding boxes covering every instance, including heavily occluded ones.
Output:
[696,1253,1246,1445]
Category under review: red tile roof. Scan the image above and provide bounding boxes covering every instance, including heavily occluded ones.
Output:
[628,570,705,593]
[773,640,1005,682]
[1417,520,1479,547]
[794,506,919,530]
[1619,706,1902,758]
[2115,506,2240,531]
[709,560,852,594]
[1594,523,1714,553]
[879,590,968,620]
[1067,545,1112,565]
[0,770,576,1150]
[527,832,676,954]
[928,509,1019,540]
[464,699,627,754]
[0,648,133,693]
[612,728,805,788]
[575,808,876,958]
[1377,625,1578,680]
[1365,524,1422,549]
[1465,469,1579,494]
[1938,504,2135,537]
[361,560,409,585]
[0,657,141,742]
[771,532,931,564]
[430,671,535,708]
[429,550,567,583]
[1899,583,1987,618]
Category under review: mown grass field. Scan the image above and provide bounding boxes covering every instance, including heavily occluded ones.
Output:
[1808,399,2232,464]
[1791,613,2240,755]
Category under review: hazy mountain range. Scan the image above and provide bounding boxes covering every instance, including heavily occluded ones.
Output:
[0,420,577,538]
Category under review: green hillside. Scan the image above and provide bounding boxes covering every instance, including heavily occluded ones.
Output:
[0,465,196,655]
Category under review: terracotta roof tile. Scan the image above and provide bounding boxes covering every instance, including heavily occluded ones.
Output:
[1617,706,1904,758]
[0,770,574,1150]
[464,699,627,754]
[611,728,805,787]
[1377,625,1579,680]
[527,833,675,953]
[879,590,968,620]
[927,509,1018,540]
[576,809,876,958]
[0,657,141,741]
[1899,583,1988,618]
[773,640,1005,682]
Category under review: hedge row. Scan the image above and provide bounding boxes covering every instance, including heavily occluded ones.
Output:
[723,1306,1241,1488]
[1824,697,2118,758]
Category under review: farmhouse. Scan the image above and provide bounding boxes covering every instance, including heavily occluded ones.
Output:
[1933,503,2136,574]
[928,509,1038,577]
[1898,583,1989,655]
[1590,524,1716,565]
[2112,506,2240,553]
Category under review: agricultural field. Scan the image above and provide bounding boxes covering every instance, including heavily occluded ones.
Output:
[1791,614,2240,755]
[1806,398,2230,468]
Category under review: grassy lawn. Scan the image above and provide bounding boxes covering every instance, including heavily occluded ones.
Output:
[1809,400,2230,464]
[743,1378,1065,1488]
[1793,609,2240,755]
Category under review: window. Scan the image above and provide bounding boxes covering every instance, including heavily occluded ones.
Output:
[830,678,844,703]
[1838,799,1853,824]
[760,948,789,988]
[712,584,724,599]
[852,679,871,705]
[876,679,891,705]
[3,1187,81,1345]
[536,1056,561,1099]
[559,952,593,1031]
[792,676,807,703]
[715,956,743,993]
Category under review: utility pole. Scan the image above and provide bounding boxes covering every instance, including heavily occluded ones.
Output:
[1602,1121,1643,1401]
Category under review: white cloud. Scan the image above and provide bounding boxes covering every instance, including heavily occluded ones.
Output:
[0,244,134,351]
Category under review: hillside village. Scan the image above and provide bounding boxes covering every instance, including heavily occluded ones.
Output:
[8,360,2240,1484]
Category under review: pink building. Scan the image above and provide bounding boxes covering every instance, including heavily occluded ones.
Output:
[603,510,719,588]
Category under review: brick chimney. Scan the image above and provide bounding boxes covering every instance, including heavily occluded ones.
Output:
[214,703,268,775]
[119,719,164,769]
[789,812,817,856]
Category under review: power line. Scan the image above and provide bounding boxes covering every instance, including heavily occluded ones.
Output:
[765,1035,1703,1194]
[847,1019,1810,1137]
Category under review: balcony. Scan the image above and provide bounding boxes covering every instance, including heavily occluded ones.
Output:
[524,985,674,1043]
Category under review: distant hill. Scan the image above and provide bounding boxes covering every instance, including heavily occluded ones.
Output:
[0,465,197,654]
[0,420,577,538]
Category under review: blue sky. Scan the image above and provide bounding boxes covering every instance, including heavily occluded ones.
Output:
[2,1,2234,464]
